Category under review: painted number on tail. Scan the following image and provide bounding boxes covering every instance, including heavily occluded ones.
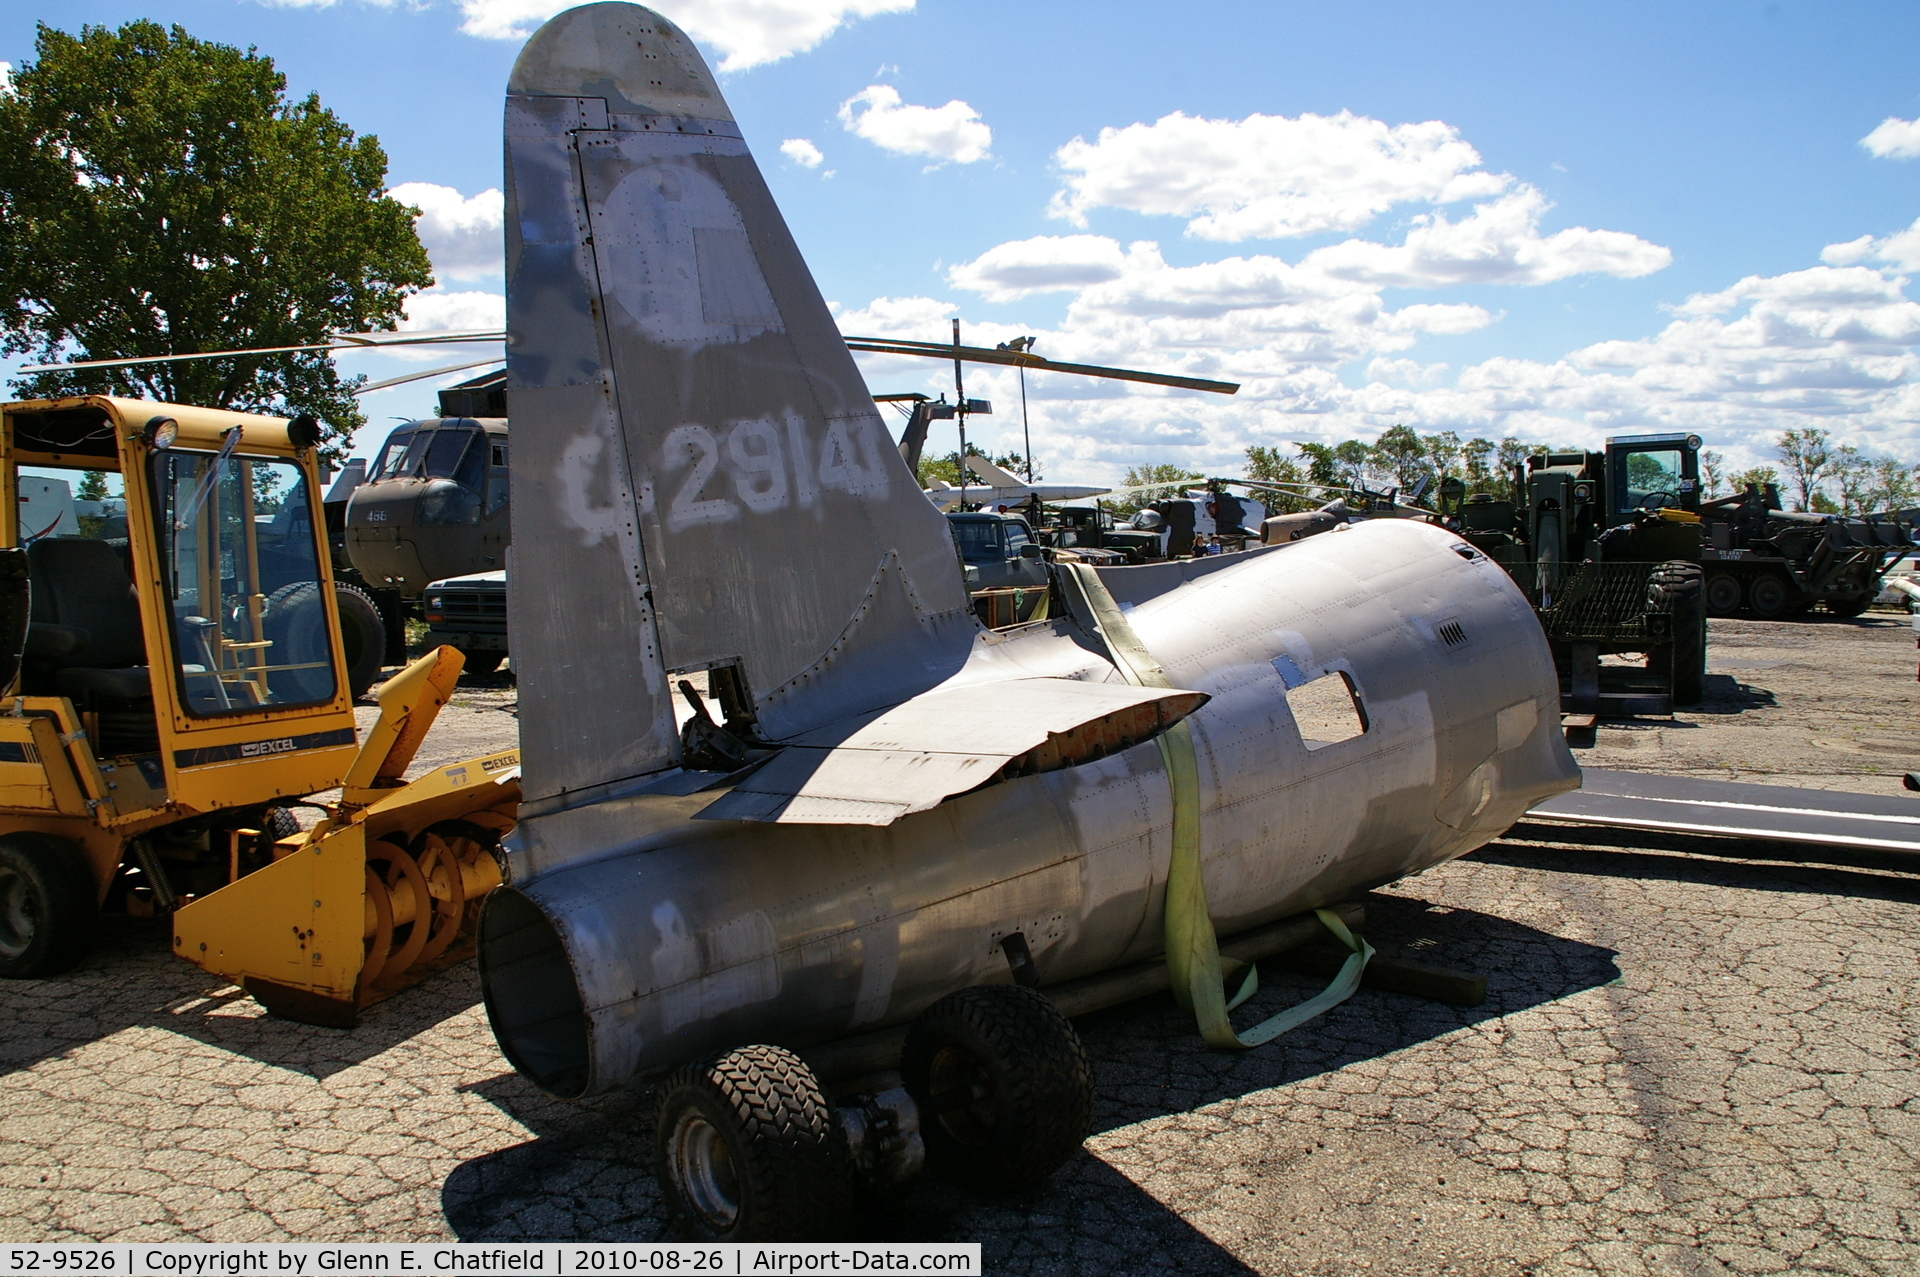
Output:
[662,413,891,533]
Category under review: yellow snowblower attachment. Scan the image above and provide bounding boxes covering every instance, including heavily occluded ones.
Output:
[172,647,519,1026]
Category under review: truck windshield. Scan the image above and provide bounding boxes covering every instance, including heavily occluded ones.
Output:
[949,520,1005,563]
[1621,450,1684,512]
[149,450,338,714]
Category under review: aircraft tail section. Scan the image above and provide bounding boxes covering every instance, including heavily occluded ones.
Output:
[505,4,975,805]
[966,454,1026,488]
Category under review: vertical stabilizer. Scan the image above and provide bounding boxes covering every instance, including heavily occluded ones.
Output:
[505,3,975,805]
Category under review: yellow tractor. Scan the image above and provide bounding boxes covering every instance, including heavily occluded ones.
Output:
[0,395,515,1025]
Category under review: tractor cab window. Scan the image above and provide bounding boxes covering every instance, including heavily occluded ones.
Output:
[1620,450,1684,514]
[150,449,338,714]
[949,520,1005,564]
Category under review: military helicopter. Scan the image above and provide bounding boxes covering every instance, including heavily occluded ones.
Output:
[473,1,1577,1243]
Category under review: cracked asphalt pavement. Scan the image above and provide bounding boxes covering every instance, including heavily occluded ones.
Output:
[4,617,1917,1274]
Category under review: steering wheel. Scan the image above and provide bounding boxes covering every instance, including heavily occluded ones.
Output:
[1638,491,1676,511]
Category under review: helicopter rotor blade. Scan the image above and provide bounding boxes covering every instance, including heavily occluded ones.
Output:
[843,337,1238,395]
[21,332,1238,398]
[15,330,509,375]
[353,357,507,396]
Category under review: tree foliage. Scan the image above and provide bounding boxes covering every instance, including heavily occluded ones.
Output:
[0,20,433,455]
[1110,464,1203,516]
[1774,427,1833,513]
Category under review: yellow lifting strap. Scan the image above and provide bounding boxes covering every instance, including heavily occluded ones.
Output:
[1058,563,1374,1049]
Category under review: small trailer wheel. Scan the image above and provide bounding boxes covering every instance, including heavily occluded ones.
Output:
[0,832,96,978]
[903,983,1093,1193]
[654,1044,851,1241]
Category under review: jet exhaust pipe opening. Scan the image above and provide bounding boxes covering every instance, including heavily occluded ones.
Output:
[478,889,591,1098]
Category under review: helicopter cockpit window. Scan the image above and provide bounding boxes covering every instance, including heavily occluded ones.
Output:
[149,449,338,715]
[949,520,1005,564]
[486,440,509,515]
[371,429,418,480]
[1621,450,1683,513]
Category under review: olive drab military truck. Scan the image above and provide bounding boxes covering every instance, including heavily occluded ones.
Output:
[1452,432,1709,716]
[1693,482,1915,618]
[0,396,517,1026]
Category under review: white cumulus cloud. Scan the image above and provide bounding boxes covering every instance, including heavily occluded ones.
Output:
[1302,187,1671,288]
[781,138,826,168]
[839,85,991,164]
[453,0,911,70]
[1861,116,1920,160]
[1822,216,1920,273]
[946,236,1128,301]
[1048,109,1509,240]
[389,182,504,283]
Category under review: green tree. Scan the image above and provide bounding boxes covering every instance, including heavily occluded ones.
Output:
[1731,465,1780,498]
[1699,449,1726,499]
[1111,464,1203,516]
[1830,444,1874,515]
[1369,424,1428,489]
[0,20,433,456]
[76,470,108,502]
[1775,427,1833,512]
[1243,445,1312,513]
[1869,456,1919,512]
[1462,437,1498,491]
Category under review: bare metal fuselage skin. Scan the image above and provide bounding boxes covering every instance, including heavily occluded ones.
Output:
[479,3,1578,1099]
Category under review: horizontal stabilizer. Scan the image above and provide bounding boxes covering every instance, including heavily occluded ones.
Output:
[697,676,1207,825]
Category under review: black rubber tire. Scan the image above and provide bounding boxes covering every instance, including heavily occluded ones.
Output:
[1826,595,1872,618]
[1703,572,1743,616]
[0,832,96,978]
[655,1044,853,1242]
[903,984,1094,1193]
[459,650,505,676]
[263,581,378,701]
[331,584,385,698]
[263,805,301,841]
[1748,573,1792,620]
[1647,561,1706,706]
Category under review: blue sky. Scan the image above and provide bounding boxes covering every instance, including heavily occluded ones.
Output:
[7,0,1920,484]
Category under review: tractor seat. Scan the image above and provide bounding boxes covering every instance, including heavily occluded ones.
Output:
[54,666,153,702]
[26,537,159,755]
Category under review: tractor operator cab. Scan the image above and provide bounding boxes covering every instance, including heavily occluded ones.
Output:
[1604,433,1700,526]
[345,417,509,599]
[2,396,360,824]
[1512,433,1702,566]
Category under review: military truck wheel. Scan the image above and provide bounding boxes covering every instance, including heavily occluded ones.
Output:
[1647,562,1706,706]
[459,650,505,676]
[265,582,383,700]
[1826,595,1872,618]
[655,1044,852,1242]
[903,984,1093,1193]
[1748,574,1791,620]
[0,833,96,978]
[1704,573,1743,616]
[331,584,386,698]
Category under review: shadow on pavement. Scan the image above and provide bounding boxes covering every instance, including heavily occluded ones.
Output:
[440,893,1612,1270]
[442,1071,1259,1274]
[1481,826,1920,901]
[0,913,483,1080]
